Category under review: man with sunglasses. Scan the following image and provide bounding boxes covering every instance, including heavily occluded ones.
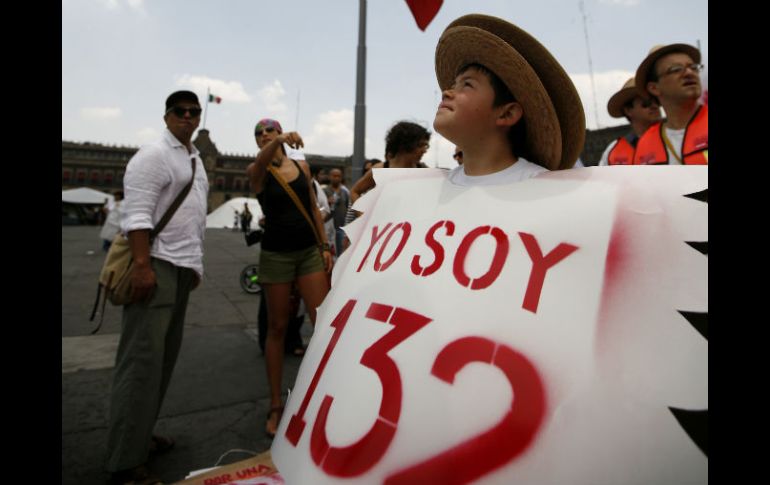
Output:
[105,90,209,485]
[633,44,708,165]
[598,78,662,166]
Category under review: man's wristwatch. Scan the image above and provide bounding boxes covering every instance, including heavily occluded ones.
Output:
[320,242,331,252]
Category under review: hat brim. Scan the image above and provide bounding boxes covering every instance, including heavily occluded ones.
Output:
[436,25,562,170]
[607,87,639,118]
[635,43,701,96]
[444,14,585,170]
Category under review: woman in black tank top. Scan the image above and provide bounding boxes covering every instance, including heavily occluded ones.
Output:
[257,159,318,252]
[246,118,332,438]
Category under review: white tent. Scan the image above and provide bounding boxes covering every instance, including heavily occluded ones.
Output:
[206,197,263,229]
[62,187,114,205]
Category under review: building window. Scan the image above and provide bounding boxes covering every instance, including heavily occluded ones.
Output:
[76,170,87,184]
[90,170,101,185]
[104,171,114,186]
[62,169,72,184]
[234,178,243,191]
[216,177,224,190]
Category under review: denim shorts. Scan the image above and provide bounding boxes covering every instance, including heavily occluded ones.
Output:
[258,246,324,284]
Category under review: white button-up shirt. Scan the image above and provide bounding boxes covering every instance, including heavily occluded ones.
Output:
[121,129,209,277]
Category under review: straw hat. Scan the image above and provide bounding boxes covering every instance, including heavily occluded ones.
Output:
[607,78,642,118]
[635,43,701,95]
[435,14,585,170]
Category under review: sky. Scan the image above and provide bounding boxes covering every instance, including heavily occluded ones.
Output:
[62,0,708,169]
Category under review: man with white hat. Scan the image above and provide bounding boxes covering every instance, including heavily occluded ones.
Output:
[598,78,662,166]
[633,44,708,165]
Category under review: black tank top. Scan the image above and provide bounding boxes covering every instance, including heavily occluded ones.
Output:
[257,160,317,252]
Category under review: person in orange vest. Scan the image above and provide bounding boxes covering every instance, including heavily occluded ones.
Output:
[598,78,662,166]
[633,44,708,165]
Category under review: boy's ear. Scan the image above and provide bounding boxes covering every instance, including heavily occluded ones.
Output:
[496,101,524,127]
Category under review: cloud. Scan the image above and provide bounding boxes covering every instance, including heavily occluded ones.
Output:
[175,75,253,103]
[305,109,354,156]
[258,80,288,114]
[136,127,159,144]
[598,0,640,6]
[568,69,636,129]
[97,0,119,8]
[97,0,145,11]
[80,106,122,120]
[423,134,458,169]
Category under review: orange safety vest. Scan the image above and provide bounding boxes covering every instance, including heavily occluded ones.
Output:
[607,137,636,165]
[633,104,708,165]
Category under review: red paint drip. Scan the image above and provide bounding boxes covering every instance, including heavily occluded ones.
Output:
[595,214,630,354]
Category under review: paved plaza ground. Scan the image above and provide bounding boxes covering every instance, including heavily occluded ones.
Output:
[62,226,311,484]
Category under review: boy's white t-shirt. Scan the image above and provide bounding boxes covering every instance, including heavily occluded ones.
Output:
[447,157,548,186]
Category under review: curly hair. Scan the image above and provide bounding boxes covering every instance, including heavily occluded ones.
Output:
[385,121,431,158]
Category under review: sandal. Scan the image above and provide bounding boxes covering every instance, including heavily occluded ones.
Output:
[108,464,163,485]
[149,435,175,455]
[265,406,284,439]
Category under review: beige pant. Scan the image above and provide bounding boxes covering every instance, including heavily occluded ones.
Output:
[105,258,195,472]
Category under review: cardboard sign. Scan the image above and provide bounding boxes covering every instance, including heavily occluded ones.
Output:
[272,167,707,484]
[174,451,281,485]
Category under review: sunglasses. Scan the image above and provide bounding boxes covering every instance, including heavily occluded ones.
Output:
[255,126,276,137]
[167,106,202,118]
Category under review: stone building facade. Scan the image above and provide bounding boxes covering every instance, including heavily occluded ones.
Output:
[62,129,350,213]
[579,124,631,166]
[62,124,630,211]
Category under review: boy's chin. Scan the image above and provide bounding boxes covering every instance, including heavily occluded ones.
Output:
[432,118,453,142]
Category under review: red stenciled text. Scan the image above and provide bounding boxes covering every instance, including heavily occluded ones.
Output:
[357,220,579,313]
[284,300,547,482]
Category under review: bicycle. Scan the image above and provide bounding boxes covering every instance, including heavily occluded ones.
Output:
[241,229,264,294]
[240,264,262,294]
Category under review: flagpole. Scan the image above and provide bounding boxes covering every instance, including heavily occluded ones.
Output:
[352,0,367,184]
[203,87,210,130]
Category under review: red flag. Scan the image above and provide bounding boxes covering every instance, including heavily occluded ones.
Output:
[405,0,443,31]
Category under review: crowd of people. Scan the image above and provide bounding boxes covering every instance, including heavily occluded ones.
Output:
[600,43,707,165]
[98,13,707,484]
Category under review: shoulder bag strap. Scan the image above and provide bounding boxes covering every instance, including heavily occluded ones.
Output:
[660,124,683,164]
[89,157,198,329]
[267,164,322,246]
[149,156,197,241]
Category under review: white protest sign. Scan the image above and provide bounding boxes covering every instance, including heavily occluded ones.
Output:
[272,166,707,485]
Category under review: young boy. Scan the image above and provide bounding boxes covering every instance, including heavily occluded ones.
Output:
[433,14,585,184]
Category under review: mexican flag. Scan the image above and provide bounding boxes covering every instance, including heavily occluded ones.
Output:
[208,94,222,104]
